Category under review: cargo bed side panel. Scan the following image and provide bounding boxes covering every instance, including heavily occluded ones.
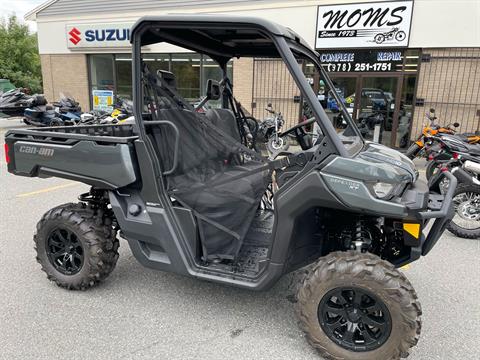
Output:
[12,141,137,189]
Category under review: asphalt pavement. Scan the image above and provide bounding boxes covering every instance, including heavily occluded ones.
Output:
[0,118,479,360]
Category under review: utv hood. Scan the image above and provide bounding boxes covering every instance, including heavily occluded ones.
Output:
[358,142,417,181]
[322,142,417,184]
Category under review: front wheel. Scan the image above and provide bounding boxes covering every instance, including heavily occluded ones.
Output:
[448,184,480,239]
[296,251,421,360]
[395,31,407,41]
[267,135,289,154]
[405,142,422,159]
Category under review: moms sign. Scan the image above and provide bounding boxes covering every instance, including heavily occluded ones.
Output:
[315,1,413,49]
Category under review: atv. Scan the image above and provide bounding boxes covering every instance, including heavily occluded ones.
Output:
[4,15,456,360]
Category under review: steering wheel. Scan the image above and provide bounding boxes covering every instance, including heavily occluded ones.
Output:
[278,117,317,150]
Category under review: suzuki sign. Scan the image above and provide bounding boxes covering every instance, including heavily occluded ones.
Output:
[66,23,133,49]
[315,1,413,49]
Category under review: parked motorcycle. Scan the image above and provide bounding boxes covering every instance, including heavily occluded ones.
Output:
[0,88,33,117]
[257,103,289,155]
[422,135,480,239]
[406,108,459,159]
[77,97,134,125]
[53,93,82,115]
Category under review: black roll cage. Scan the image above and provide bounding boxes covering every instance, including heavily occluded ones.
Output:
[130,16,364,161]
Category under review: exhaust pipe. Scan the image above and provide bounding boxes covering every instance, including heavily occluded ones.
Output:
[452,167,475,185]
[463,160,480,175]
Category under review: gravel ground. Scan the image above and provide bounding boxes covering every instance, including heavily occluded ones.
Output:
[0,118,479,360]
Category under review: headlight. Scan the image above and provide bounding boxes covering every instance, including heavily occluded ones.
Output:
[372,182,394,199]
[368,181,407,200]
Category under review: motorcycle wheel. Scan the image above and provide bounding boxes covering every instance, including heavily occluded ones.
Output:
[405,142,421,159]
[267,135,289,154]
[374,34,385,44]
[395,31,407,41]
[448,184,480,239]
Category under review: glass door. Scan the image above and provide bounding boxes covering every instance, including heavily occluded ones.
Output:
[356,76,399,147]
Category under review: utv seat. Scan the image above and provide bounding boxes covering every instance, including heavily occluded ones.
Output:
[147,108,270,259]
[204,108,241,142]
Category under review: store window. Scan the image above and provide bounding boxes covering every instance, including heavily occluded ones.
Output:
[89,54,114,92]
[171,54,201,100]
[144,54,170,74]
[115,54,132,100]
[89,53,233,107]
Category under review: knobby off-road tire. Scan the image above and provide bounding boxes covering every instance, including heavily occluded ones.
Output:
[447,184,480,239]
[295,251,421,360]
[405,142,421,160]
[34,202,119,290]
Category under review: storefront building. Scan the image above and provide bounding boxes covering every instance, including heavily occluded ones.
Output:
[27,0,480,149]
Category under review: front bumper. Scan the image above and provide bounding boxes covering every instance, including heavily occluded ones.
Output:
[419,171,456,255]
[398,171,456,262]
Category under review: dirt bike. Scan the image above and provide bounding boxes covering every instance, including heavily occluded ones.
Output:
[406,108,460,159]
[374,27,406,44]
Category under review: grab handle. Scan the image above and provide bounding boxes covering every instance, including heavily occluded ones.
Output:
[144,120,180,175]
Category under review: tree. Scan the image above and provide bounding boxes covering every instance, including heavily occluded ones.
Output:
[0,15,42,93]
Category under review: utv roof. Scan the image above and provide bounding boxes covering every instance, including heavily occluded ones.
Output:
[131,14,315,61]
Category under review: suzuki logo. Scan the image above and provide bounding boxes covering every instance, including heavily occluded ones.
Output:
[68,27,81,45]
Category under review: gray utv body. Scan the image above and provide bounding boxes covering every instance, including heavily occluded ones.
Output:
[5,15,455,291]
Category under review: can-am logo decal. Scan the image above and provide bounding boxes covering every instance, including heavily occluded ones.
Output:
[18,145,54,157]
[66,23,133,49]
[68,27,81,45]
[315,1,413,49]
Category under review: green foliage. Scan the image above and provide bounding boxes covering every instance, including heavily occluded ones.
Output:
[0,15,42,93]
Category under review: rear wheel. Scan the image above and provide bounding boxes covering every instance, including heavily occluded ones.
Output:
[374,34,385,44]
[296,251,421,360]
[448,184,480,239]
[34,203,119,290]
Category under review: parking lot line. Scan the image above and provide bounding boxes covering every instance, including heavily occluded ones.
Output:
[16,182,79,198]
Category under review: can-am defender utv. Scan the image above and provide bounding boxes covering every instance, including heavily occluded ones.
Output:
[4,15,456,359]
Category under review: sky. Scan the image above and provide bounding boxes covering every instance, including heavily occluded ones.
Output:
[0,0,46,31]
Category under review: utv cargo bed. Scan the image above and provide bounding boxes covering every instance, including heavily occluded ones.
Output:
[4,124,139,189]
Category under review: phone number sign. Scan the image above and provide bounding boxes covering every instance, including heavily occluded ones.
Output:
[319,50,404,72]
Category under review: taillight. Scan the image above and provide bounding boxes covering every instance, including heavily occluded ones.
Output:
[452,152,460,159]
[4,143,10,164]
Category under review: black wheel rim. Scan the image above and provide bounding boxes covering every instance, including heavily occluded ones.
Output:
[46,228,84,275]
[318,286,392,352]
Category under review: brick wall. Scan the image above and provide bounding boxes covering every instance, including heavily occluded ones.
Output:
[40,54,90,111]
[411,48,480,139]
[232,58,254,115]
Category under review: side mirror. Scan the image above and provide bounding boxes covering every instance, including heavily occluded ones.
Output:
[429,108,435,113]
[453,122,460,128]
[206,79,221,101]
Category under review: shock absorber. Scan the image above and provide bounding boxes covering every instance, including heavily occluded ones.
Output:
[352,218,372,252]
